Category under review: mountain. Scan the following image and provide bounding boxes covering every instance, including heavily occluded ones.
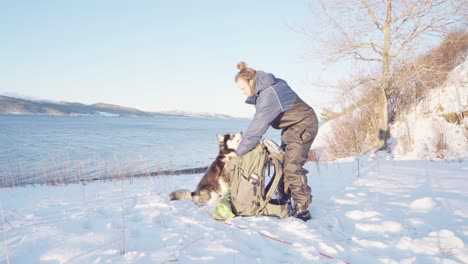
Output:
[0,95,150,117]
[0,95,235,119]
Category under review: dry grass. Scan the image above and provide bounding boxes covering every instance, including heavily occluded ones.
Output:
[1,202,10,264]
[324,104,381,159]
[443,112,459,124]
[401,117,414,154]
[307,150,319,162]
[318,31,467,160]
[390,31,468,117]
[0,156,205,188]
[433,121,448,159]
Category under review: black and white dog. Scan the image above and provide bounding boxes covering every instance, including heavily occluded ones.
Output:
[169,132,243,204]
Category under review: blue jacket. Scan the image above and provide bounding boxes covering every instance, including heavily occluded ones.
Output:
[236,71,315,156]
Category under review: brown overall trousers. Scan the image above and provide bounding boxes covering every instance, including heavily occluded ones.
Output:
[273,98,318,211]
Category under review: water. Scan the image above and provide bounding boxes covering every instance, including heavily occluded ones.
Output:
[0,115,281,186]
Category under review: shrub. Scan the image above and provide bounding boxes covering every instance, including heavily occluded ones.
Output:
[324,104,380,159]
[320,31,466,158]
[443,112,458,123]
[320,107,338,122]
[434,121,448,159]
[390,30,468,117]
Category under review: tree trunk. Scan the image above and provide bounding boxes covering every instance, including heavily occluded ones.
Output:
[378,0,392,151]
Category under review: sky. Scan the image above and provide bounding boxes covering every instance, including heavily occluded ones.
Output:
[0,0,348,118]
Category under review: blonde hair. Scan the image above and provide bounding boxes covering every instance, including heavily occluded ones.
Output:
[235,61,256,83]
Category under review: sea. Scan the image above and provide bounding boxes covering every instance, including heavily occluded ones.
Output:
[0,115,281,186]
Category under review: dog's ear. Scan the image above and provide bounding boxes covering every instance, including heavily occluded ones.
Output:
[217,134,224,142]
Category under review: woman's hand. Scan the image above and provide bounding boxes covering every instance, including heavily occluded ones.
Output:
[226,152,238,160]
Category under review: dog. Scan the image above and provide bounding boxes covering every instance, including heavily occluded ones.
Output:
[169,132,243,204]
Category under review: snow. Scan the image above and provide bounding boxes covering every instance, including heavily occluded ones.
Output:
[1,158,467,263]
[313,56,468,161]
[0,55,466,264]
[391,56,467,160]
[409,197,436,213]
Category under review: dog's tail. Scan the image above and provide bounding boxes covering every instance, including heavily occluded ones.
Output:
[169,190,194,201]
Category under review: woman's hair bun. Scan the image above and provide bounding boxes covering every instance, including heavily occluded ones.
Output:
[237,61,247,71]
[234,61,255,82]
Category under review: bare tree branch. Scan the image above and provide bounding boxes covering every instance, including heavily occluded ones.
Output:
[359,0,384,30]
[298,0,466,150]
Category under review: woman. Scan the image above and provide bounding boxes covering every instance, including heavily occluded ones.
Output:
[227,62,318,222]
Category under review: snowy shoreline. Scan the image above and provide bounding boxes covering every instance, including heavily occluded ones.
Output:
[1,158,466,263]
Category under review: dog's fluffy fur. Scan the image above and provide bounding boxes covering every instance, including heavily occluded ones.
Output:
[169,132,243,204]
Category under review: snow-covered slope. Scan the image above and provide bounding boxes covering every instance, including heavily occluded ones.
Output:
[1,159,466,263]
[312,56,468,161]
[391,56,468,160]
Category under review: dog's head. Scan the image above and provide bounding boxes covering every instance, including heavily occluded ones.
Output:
[217,132,243,153]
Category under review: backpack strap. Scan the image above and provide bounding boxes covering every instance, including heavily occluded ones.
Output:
[264,154,284,201]
[252,152,285,216]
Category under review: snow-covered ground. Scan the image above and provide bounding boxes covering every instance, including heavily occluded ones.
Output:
[1,157,466,263]
[391,56,468,160]
[1,57,466,262]
[312,56,467,162]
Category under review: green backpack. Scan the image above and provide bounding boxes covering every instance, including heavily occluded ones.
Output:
[212,139,291,220]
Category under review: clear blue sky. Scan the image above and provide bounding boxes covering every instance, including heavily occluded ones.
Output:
[0,0,346,118]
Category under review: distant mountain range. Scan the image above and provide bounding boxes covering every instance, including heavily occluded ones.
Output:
[0,95,234,119]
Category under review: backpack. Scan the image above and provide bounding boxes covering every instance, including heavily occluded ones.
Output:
[212,139,291,220]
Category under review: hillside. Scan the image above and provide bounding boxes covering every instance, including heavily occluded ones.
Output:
[312,55,467,161]
[0,95,150,117]
[0,95,234,119]
[390,56,468,160]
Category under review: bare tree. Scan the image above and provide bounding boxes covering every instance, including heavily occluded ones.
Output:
[390,31,468,117]
[303,0,466,150]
